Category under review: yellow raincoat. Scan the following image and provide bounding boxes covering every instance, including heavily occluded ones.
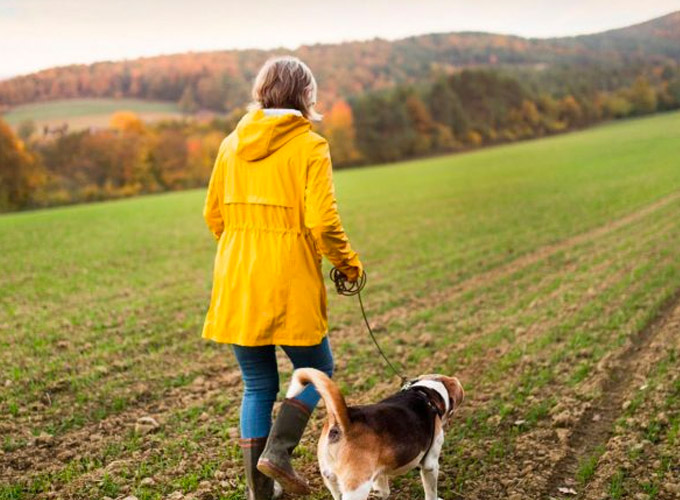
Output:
[201,109,363,346]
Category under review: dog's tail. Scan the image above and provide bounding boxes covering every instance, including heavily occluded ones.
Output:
[286,368,349,432]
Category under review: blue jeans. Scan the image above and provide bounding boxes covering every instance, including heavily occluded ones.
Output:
[232,336,334,439]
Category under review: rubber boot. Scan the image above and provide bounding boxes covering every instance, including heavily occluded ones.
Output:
[257,398,312,495]
[240,437,275,500]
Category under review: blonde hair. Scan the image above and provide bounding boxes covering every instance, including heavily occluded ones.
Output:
[249,56,322,121]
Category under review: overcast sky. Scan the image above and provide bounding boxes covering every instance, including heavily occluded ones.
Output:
[1,0,679,79]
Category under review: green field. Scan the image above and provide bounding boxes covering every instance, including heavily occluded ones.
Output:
[1,98,183,131]
[1,112,680,499]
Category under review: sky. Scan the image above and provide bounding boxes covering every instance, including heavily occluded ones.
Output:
[1,0,679,79]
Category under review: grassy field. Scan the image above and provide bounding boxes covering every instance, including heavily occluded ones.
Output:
[1,98,183,131]
[1,112,680,500]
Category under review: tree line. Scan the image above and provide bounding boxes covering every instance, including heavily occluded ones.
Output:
[1,66,680,212]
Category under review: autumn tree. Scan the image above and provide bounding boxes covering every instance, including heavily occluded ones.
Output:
[186,131,223,184]
[0,119,45,210]
[150,129,189,188]
[449,70,525,132]
[428,78,469,137]
[558,95,584,127]
[520,100,540,128]
[321,100,361,165]
[665,79,680,108]
[602,93,633,118]
[110,111,145,134]
[351,89,417,162]
[405,92,435,155]
[629,76,658,115]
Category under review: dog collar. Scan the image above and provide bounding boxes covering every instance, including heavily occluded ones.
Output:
[408,379,450,414]
[410,386,446,418]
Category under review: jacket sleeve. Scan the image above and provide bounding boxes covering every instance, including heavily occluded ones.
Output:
[304,139,363,281]
[203,142,225,241]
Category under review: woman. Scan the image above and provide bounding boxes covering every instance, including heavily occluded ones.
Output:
[202,56,363,499]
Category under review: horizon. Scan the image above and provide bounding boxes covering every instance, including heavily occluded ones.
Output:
[1,0,678,80]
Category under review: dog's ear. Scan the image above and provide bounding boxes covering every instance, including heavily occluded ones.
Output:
[442,376,464,413]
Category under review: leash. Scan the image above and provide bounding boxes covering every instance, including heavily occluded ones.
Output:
[329,267,410,386]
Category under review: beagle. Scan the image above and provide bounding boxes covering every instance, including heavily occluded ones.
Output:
[286,368,464,499]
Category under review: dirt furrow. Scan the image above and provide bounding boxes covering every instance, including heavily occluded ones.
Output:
[582,312,680,500]
[542,288,680,498]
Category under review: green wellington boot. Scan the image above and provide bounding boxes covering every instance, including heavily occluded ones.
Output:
[257,398,312,495]
[240,437,280,500]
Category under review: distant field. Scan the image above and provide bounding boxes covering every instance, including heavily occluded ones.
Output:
[1,98,183,131]
[1,112,680,499]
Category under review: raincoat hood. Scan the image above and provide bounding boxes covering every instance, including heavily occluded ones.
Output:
[235,109,311,161]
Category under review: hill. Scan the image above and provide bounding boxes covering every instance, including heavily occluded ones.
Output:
[0,11,678,111]
[559,10,680,60]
